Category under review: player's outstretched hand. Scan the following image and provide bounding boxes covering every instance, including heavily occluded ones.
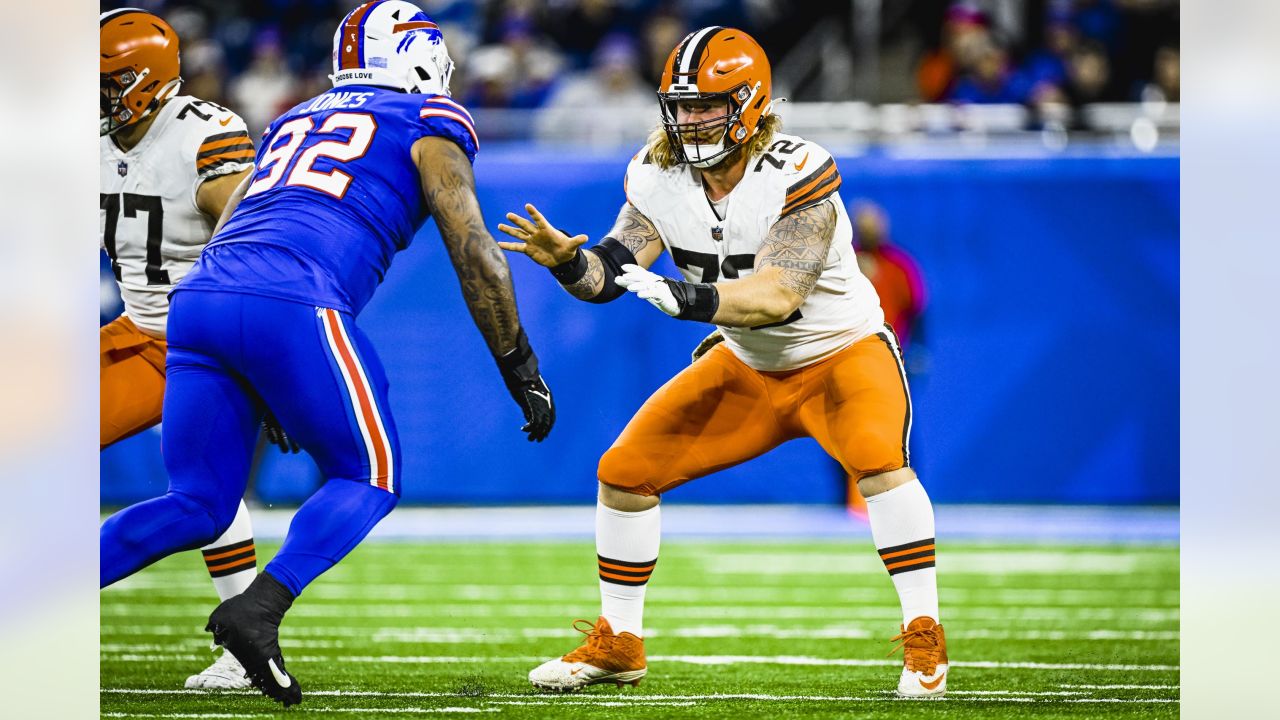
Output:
[497,203,588,268]
[263,410,301,454]
[616,264,681,316]
[495,329,555,442]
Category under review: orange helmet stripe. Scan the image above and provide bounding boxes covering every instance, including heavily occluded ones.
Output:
[391,20,438,33]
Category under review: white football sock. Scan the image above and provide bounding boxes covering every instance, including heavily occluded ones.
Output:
[202,500,256,601]
[865,479,939,625]
[596,501,660,637]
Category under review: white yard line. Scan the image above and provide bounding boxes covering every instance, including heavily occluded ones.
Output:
[106,580,1178,607]
[100,689,1178,709]
[99,626,1178,651]
[97,654,1179,672]
[140,504,1176,543]
[102,621,1179,638]
[102,689,1181,700]
[700,551,1173,575]
[98,602,1180,623]
[103,712,270,717]
[1060,683,1180,689]
[103,710,496,717]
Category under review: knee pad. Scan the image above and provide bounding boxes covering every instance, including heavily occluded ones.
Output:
[598,446,661,497]
[842,429,906,480]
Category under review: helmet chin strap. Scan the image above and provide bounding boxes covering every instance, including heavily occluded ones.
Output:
[684,140,726,168]
[679,81,764,168]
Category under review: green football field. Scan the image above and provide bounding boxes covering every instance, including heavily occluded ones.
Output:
[100,539,1178,718]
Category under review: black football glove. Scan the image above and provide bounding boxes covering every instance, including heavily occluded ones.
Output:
[494,329,555,442]
[262,409,300,454]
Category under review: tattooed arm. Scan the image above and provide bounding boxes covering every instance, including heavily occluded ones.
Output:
[709,200,837,327]
[498,201,664,302]
[412,136,522,355]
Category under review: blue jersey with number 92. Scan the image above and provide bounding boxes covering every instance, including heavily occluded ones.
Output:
[181,84,478,315]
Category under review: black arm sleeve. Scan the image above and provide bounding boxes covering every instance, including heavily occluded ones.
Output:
[582,236,637,304]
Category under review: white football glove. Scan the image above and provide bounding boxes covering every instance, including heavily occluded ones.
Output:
[616,264,680,317]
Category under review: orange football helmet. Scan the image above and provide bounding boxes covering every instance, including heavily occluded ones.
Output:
[658,27,773,168]
[100,8,182,136]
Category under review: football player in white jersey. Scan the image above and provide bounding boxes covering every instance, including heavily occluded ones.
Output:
[501,27,948,697]
[100,8,293,690]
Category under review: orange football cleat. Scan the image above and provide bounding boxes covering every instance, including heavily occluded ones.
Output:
[528,617,647,692]
[889,616,948,697]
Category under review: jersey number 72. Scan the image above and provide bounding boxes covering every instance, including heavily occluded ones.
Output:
[245,112,378,200]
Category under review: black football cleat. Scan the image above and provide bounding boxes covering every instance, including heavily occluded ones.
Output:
[205,572,302,707]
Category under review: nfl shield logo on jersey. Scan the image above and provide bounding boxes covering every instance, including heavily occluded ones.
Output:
[117,160,128,177]
[711,226,724,242]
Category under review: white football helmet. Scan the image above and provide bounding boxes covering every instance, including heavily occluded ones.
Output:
[330,0,454,95]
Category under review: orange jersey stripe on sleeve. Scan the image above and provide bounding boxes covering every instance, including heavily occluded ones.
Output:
[198,134,252,154]
[782,174,842,217]
[197,150,256,171]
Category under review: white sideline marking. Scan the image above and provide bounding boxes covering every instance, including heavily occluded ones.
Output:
[102,689,1182,701]
[702,550,1174,575]
[97,625,1178,647]
[948,690,1085,696]
[99,602,1180,623]
[1064,699,1178,703]
[97,654,1179,672]
[104,710,494,718]
[488,700,698,707]
[99,689,1178,706]
[100,623,1182,643]
[102,715,268,719]
[649,655,1179,671]
[961,629,1178,641]
[1060,683,1180,690]
[107,580,1178,607]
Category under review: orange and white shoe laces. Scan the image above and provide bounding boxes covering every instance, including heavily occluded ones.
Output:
[529,616,646,692]
[889,616,949,697]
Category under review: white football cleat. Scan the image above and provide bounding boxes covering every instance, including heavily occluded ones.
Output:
[529,617,647,692]
[184,647,251,690]
[891,616,948,698]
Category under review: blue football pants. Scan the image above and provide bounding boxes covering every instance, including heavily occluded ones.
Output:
[100,290,401,595]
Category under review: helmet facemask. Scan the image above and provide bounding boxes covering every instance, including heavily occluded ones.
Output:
[99,67,180,136]
[401,35,454,95]
[659,81,759,169]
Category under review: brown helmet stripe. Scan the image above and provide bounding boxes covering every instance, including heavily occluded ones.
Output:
[672,26,724,77]
[100,8,148,27]
[339,2,380,71]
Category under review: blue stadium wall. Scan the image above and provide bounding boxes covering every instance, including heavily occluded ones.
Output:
[101,146,1179,506]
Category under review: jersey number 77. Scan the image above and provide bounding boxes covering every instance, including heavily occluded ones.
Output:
[245,112,378,200]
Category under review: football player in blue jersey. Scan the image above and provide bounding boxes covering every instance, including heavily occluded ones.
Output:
[98,1,554,706]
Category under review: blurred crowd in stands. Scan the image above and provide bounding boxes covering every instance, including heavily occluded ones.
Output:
[104,0,1179,138]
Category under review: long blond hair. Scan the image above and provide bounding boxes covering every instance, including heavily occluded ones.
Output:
[646,113,783,170]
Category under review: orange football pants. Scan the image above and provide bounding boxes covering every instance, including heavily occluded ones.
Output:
[100,315,167,449]
[599,328,911,496]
